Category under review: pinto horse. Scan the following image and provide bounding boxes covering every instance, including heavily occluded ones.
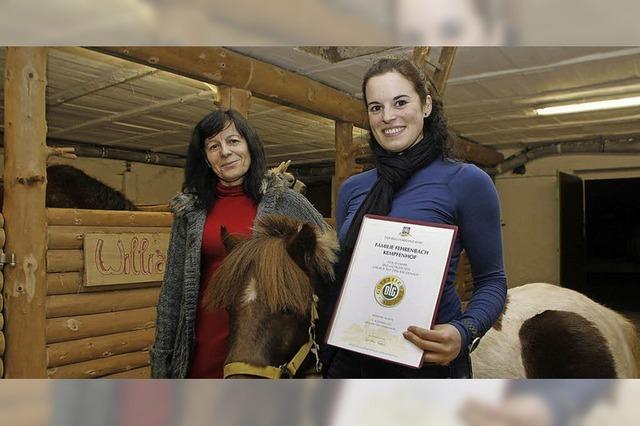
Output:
[471,283,640,378]
[204,214,338,378]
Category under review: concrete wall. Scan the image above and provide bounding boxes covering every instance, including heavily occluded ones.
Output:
[495,152,640,288]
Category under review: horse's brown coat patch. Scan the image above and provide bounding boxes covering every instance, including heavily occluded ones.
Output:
[519,310,617,378]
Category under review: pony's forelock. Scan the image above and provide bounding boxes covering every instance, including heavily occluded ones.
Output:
[205,215,338,317]
[253,215,339,281]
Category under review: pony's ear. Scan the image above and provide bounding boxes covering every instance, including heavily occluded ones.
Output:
[221,226,242,254]
[286,223,316,273]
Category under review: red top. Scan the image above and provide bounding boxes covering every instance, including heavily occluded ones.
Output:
[186,183,257,378]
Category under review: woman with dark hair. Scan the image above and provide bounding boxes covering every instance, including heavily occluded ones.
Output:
[326,58,507,378]
[151,108,328,378]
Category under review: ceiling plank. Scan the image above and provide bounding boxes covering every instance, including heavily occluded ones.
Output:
[47,68,157,107]
[49,89,218,137]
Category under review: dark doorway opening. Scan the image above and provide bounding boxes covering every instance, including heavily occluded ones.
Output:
[582,177,640,311]
[304,180,332,218]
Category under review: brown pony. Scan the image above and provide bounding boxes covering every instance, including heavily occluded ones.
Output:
[204,214,338,378]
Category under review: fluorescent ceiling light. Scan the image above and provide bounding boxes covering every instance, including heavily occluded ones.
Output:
[535,96,640,116]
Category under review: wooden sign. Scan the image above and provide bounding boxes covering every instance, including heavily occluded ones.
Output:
[83,232,169,286]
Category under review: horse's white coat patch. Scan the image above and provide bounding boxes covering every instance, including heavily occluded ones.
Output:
[241,278,257,305]
[472,282,639,378]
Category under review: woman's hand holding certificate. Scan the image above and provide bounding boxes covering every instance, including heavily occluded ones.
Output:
[403,323,462,365]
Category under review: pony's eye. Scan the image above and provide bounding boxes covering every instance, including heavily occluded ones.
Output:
[281,307,295,315]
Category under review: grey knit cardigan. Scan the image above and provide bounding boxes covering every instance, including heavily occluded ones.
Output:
[150,173,328,378]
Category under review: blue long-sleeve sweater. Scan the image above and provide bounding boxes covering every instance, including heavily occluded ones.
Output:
[336,158,507,350]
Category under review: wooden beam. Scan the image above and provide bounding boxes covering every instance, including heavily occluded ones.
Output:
[47,208,173,227]
[103,365,150,378]
[1,133,188,167]
[3,47,49,378]
[47,272,161,296]
[46,307,156,343]
[46,287,161,318]
[46,250,83,273]
[48,225,171,250]
[412,47,433,74]
[333,121,355,217]
[450,135,504,167]
[47,350,149,378]
[47,328,155,368]
[220,87,252,117]
[433,47,458,95]
[48,138,186,167]
[96,47,368,127]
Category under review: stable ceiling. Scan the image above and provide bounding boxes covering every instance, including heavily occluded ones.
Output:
[1,46,639,167]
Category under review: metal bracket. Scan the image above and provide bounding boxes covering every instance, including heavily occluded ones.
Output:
[0,252,16,269]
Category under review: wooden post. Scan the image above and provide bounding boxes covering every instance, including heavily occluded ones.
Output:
[219,87,252,118]
[333,121,355,218]
[3,47,49,377]
[412,47,432,74]
[433,47,458,96]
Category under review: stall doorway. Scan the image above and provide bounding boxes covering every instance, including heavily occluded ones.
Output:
[560,174,640,312]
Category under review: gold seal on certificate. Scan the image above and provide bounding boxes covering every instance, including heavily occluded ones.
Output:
[374,276,405,307]
[326,214,457,368]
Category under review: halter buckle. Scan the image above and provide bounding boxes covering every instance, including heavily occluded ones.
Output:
[279,363,294,379]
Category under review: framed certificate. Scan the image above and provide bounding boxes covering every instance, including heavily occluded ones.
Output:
[326,214,457,368]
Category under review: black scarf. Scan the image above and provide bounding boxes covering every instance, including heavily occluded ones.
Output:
[336,132,442,291]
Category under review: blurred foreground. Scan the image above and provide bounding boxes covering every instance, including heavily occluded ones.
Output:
[1,379,639,426]
[1,0,639,45]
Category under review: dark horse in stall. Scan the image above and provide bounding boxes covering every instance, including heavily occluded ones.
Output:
[205,215,640,379]
[0,164,137,210]
[204,214,338,378]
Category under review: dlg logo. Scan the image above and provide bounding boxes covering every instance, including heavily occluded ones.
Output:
[374,276,405,307]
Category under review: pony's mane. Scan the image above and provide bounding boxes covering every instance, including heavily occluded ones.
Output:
[205,215,337,315]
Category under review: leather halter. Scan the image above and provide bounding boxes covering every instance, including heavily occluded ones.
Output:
[223,295,322,379]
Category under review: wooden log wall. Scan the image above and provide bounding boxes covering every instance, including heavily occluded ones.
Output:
[0,213,4,377]
[44,208,172,378]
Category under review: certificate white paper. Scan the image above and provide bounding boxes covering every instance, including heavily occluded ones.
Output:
[327,214,457,368]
